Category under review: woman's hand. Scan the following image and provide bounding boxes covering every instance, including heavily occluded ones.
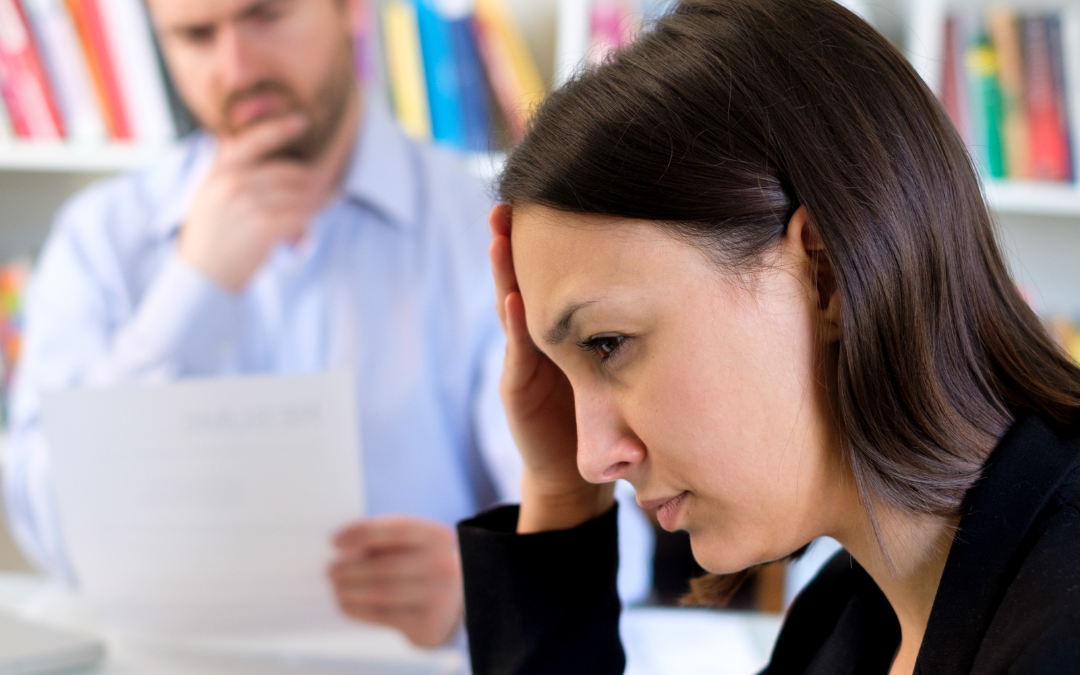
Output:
[489,205,615,533]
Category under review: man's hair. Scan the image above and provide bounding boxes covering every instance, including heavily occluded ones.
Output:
[498,0,1080,599]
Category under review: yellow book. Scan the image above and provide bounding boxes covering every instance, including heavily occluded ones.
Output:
[988,8,1031,179]
[474,0,546,140]
[382,0,431,141]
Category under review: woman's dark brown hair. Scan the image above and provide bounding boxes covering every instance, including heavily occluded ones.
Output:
[498,0,1080,600]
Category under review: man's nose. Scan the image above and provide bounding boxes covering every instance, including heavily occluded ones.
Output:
[575,388,645,483]
[215,25,261,91]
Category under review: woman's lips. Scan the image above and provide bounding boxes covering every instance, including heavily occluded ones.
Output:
[655,491,688,531]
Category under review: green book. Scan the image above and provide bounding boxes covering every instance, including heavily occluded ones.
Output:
[965,38,1006,178]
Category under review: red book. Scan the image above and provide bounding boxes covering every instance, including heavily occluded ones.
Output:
[940,17,968,143]
[1023,16,1070,181]
[65,0,130,140]
[0,0,64,138]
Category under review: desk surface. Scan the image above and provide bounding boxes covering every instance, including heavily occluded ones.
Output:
[0,572,782,675]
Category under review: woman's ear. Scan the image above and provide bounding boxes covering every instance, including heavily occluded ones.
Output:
[787,207,842,343]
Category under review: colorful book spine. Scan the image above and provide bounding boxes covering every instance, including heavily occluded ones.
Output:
[21,0,107,142]
[0,0,64,138]
[98,0,175,143]
[941,17,970,144]
[64,0,130,140]
[987,8,1031,179]
[353,0,386,90]
[0,259,27,394]
[1065,7,1080,184]
[451,17,492,152]
[472,0,545,142]
[382,0,432,141]
[1046,15,1074,182]
[417,0,466,149]
[1024,16,1070,182]
[589,1,632,66]
[965,38,1006,179]
[0,92,12,140]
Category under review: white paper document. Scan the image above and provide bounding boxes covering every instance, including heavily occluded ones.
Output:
[43,372,364,638]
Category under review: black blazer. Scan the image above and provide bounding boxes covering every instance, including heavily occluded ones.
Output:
[458,414,1080,674]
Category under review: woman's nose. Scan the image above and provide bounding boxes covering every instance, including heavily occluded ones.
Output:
[575,389,645,483]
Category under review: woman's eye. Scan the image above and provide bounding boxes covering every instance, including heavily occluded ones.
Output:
[579,335,627,361]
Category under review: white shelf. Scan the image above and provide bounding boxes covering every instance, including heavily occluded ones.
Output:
[0,142,172,174]
[985,180,1080,217]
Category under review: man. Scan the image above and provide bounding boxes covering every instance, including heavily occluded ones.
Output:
[2,0,652,649]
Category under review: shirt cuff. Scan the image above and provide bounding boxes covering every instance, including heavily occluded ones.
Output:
[92,252,245,382]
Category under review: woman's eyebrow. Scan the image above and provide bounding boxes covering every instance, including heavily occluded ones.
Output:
[545,301,596,345]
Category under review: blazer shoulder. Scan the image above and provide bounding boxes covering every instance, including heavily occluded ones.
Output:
[972,484,1080,673]
[1006,612,1080,674]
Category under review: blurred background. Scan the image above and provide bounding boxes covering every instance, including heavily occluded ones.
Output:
[1,0,1079,613]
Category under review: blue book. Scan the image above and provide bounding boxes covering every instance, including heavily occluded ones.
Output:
[416,0,466,149]
[452,17,493,152]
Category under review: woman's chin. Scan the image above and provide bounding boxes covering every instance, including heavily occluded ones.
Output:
[686,532,767,575]
[688,530,804,575]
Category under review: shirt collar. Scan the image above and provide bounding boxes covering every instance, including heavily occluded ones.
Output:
[341,95,421,229]
[151,94,419,240]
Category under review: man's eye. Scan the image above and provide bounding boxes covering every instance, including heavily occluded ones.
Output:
[181,26,215,45]
[578,335,627,361]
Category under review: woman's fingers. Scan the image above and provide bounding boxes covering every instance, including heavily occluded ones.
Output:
[502,291,539,396]
[489,204,517,332]
[490,237,512,331]
[489,203,512,239]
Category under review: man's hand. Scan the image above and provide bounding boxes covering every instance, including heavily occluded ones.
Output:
[329,517,464,648]
[179,113,338,292]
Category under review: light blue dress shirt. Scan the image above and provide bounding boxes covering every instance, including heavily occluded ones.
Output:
[2,97,653,601]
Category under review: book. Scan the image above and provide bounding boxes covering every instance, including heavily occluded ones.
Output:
[0,93,12,140]
[589,1,632,66]
[0,0,65,139]
[64,0,130,139]
[1023,16,1070,182]
[451,17,493,151]
[417,0,466,148]
[554,0,590,87]
[20,0,107,142]
[1064,6,1080,183]
[1046,15,1074,182]
[97,0,175,143]
[0,258,28,394]
[965,37,1006,179]
[941,17,970,143]
[353,0,386,91]
[382,0,432,141]
[987,8,1031,178]
[472,0,545,142]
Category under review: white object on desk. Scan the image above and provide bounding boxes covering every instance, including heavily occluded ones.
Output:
[42,372,364,638]
[0,573,464,675]
[0,611,104,675]
[622,607,781,675]
[1,572,780,675]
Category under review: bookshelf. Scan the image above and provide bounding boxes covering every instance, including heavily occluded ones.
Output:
[1,1,1079,271]
[904,0,1080,217]
[0,141,168,173]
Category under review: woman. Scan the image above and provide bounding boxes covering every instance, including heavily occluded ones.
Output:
[458,0,1080,674]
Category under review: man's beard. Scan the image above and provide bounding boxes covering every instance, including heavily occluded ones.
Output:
[217,41,356,163]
